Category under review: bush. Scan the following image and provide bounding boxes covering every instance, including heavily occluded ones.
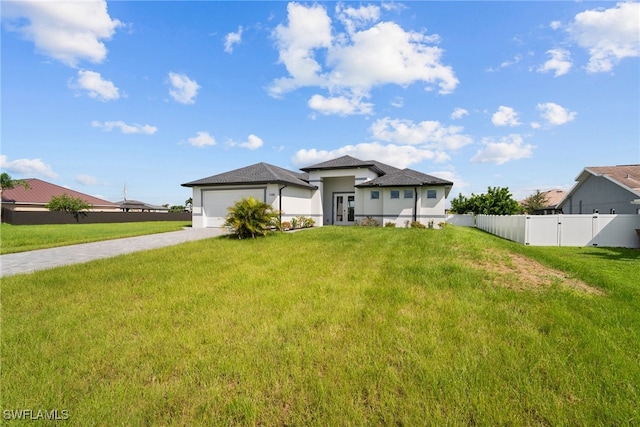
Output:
[410,221,426,229]
[384,222,396,228]
[224,196,278,239]
[281,221,292,231]
[358,216,380,227]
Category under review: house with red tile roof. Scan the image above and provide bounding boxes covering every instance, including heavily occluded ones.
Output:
[559,165,640,214]
[1,178,119,212]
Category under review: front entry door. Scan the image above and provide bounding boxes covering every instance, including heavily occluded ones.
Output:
[334,193,355,225]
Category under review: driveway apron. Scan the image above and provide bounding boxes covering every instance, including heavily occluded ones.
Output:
[0,228,227,277]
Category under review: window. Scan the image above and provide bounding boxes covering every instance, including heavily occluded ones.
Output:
[404,189,413,199]
[390,190,400,199]
[371,190,380,200]
[427,190,437,199]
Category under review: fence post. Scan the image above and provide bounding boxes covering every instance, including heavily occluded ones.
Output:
[557,214,562,246]
[592,213,599,246]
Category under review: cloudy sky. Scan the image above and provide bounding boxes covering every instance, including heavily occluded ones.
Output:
[2,1,638,206]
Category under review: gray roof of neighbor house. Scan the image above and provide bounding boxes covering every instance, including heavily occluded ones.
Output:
[1,178,118,208]
[181,162,316,189]
[579,165,640,195]
[300,155,400,175]
[115,200,169,211]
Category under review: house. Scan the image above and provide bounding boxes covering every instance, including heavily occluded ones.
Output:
[520,189,567,215]
[115,199,170,212]
[182,155,453,228]
[1,178,119,212]
[559,165,640,214]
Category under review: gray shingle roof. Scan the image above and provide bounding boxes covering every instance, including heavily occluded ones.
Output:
[181,162,315,189]
[300,155,402,176]
[356,168,453,187]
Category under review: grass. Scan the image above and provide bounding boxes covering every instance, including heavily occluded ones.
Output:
[2,226,639,425]
[0,221,191,254]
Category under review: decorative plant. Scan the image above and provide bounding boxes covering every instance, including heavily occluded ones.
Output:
[384,221,396,228]
[281,221,292,231]
[359,216,380,227]
[410,221,426,229]
[291,217,299,229]
[224,196,278,239]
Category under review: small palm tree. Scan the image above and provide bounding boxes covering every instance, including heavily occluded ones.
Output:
[224,196,278,239]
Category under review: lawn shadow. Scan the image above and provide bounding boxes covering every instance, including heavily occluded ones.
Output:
[578,247,640,261]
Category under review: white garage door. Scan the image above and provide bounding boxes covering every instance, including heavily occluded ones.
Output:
[202,188,266,227]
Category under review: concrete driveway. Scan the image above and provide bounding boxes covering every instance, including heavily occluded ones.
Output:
[0,227,227,277]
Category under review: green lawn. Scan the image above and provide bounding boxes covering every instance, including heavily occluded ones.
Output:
[2,226,639,425]
[0,221,191,254]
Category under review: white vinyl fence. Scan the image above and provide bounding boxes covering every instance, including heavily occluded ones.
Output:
[474,214,640,248]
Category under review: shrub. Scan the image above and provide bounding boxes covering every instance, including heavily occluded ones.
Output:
[410,221,426,229]
[384,222,396,228]
[281,221,292,231]
[358,216,380,227]
[224,196,278,239]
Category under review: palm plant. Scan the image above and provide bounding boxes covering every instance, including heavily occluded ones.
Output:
[224,196,278,239]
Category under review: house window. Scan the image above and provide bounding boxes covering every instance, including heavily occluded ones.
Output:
[371,191,380,200]
[427,190,437,199]
[390,190,400,199]
[404,189,413,199]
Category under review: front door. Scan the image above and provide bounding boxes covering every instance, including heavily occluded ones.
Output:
[334,193,355,225]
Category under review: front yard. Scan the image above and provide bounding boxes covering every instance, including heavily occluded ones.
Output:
[2,226,639,425]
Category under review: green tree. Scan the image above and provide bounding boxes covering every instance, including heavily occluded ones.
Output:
[45,194,92,222]
[224,196,278,239]
[169,205,185,212]
[520,189,549,214]
[185,197,193,212]
[0,172,30,191]
[449,187,520,215]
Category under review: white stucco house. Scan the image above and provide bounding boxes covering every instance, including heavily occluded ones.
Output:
[182,155,453,228]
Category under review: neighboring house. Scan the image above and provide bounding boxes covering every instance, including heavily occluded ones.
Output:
[1,178,119,212]
[115,199,169,212]
[182,155,453,228]
[522,189,567,215]
[559,165,640,214]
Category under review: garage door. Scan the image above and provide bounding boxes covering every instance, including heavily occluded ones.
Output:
[202,188,266,227]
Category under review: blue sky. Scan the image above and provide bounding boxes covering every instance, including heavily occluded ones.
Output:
[2,1,639,207]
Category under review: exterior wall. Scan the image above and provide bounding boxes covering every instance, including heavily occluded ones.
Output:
[357,185,449,227]
[562,175,639,214]
[191,184,316,228]
[272,185,316,223]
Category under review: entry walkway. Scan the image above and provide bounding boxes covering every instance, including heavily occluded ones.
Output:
[1,228,227,278]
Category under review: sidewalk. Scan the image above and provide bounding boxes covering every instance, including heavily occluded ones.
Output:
[0,228,227,278]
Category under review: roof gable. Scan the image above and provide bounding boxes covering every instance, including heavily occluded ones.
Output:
[356,168,453,187]
[182,162,315,189]
[1,179,118,207]
[583,165,640,194]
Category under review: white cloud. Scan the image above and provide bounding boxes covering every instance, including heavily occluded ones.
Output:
[451,108,469,120]
[75,174,98,185]
[538,48,572,77]
[492,106,521,127]
[370,117,473,151]
[292,142,449,169]
[390,97,404,108]
[229,134,264,150]
[0,155,58,179]
[335,4,380,35]
[568,2,640,73]
[224,26,243,53]
[308,94,374,116]
[2,0,122,67]
[168,72,200,104]
[550,21,562,30]
[92,120,157,134]
[72,70,120,101]
[269,3,458,112]
[471,134,534,165]
[537,102,577,126]
[187,131,216,147]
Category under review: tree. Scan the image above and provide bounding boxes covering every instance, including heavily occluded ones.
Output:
[45,194,92,222]
[0,172,29,191]
[224,196,278,239]
[449,187,520,215]
[520,189,549,214]
[185,197,193,212]
[168,205,185,212]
